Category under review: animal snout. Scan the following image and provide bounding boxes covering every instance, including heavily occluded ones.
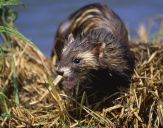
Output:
[56,68,64,76]
[56,66,71,76]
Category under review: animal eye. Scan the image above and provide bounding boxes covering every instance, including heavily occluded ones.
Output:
[73,58,81,64]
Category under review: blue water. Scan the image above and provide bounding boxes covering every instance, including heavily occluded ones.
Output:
[15,0,163,56]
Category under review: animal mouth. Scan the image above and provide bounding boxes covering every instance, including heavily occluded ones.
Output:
[62,77,77,90]
[65,77,74,81]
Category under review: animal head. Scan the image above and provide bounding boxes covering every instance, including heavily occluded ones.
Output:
[56,29,121,95]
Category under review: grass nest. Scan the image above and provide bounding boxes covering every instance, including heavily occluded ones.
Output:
[0,33,162,128]
[0,6,163,128]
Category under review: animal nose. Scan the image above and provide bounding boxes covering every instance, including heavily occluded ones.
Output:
[56,69,64,76]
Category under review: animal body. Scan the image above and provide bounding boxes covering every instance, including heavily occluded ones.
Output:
[52,3,135,104]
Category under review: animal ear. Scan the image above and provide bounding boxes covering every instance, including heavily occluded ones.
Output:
[92,42,106,58]
[67,33,75,44]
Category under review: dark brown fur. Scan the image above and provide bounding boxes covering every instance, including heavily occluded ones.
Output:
[51,3,128,61]
[52,3,135,104]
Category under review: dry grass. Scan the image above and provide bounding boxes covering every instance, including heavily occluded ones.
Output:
[0,6,163,128]
[0,30,162,128]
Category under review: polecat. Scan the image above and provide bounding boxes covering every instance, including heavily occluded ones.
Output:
[52,3,135,103]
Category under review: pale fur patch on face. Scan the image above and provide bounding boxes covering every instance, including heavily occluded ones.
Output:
[60,67,72,76]
[76,51,98,68]
[62,34,75,54]
[62,46,67,54]
[62,44,71,55]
